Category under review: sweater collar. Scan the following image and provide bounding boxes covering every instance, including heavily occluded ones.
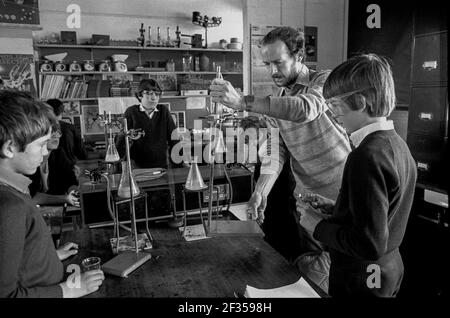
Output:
[0,166,32,194]
[139,104,159,119]
[349,118,394,148]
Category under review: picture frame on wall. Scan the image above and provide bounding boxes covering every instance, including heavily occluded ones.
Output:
[62,101,81,116]
[81,105,104,135]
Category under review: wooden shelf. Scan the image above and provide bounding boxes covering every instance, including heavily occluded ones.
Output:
[40,95,211,102]
[0,23,42,30]
[34,44,242,53]
[38,71,242,75]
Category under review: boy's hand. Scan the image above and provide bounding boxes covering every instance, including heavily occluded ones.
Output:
[60,269,105,298]
[300,192,335,214]
[56,242,78,260]
[66,190,80,207]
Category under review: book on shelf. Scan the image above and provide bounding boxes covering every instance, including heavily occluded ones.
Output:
[40,75,88,100]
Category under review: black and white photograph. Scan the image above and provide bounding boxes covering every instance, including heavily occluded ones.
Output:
[0,0,447,310]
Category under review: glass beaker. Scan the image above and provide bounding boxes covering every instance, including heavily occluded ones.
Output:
[105,137,120,163]
[117,161,140,198]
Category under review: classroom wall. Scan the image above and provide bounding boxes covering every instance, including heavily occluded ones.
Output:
[242,0,348,93]
[35,0,244,47]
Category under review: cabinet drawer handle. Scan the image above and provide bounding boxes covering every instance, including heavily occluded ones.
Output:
[419,112,433,120]
[422,61,438,70]
[417,162,429,171]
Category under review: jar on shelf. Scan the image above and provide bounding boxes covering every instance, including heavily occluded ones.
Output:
[114,61,128,72]
[98,60,111,72]
[54,62,66,72]
[83,60,95,71]
[40,60,53,72]
[166,59,175,72]
[199,53,209,72]
[182,53,192,72]
[69,61,81,72]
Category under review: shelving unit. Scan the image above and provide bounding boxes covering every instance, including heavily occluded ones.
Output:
[34,43,243,100]
[34,43,244,141]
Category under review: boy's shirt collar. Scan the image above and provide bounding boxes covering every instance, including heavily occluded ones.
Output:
[349,118,394,148]
[139,104,159,119]
[0,166,32,194]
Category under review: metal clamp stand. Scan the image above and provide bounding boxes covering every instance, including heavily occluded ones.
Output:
[202,67,264,237]
[101,118,152,278]
[182,185,221,236]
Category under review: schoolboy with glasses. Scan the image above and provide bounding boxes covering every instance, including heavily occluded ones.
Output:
[116,78,177,169]
[300,54,417,296]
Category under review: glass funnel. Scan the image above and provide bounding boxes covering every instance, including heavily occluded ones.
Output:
[117,161,140,198]
[105,137,120,163]
[185,156,207,191]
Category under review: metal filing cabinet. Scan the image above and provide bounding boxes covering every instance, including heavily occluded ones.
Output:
[407,30,448,190]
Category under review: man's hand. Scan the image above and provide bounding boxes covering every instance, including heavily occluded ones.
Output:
[60,269,105,298]
[246,191,267,223]
[210,79,245,110]
[56,242,78,261]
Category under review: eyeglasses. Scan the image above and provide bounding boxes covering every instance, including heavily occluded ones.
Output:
[324,87,372,117]
[51,130,62,138]
[142,90,161,97]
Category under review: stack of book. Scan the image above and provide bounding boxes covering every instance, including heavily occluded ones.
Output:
[40,75,88,99]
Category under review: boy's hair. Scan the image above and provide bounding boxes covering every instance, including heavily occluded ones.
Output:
[137,79,162,95]
[261,26,305,61]
[0,90,57,152]
[46,98,65,116]
[323,54,396,117]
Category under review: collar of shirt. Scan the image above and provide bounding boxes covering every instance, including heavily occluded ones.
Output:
[0,166,32,194]
[283,64,310,96]
[349,118,394,148]
[139,104,159,119]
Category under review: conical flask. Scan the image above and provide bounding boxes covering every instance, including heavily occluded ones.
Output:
[105,137,120,163]
[213,130,227,154]
[117,161,140,198]
[185,157,207,191]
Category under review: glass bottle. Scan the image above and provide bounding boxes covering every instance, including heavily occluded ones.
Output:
[166,27,172,47]
[146,26,153,47]
[156,27,162,47]
[117,161,140,198]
